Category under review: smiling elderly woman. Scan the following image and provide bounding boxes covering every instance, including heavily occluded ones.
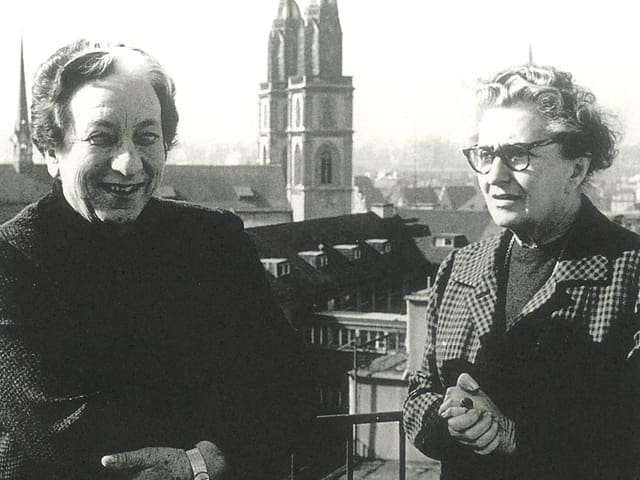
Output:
[0,40,308,480]
[403,65,640,480]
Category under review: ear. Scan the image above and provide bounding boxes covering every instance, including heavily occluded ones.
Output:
[45,149,59,178]
[567,156,591,190]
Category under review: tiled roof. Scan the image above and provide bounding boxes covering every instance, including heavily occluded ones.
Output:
[0,164,52,223]
[247,213,434,303]
[354,175,386,209]
[398,208,498,244]
[441,185,477,209]
[402,187,439,206]
[160,164,291,213]
[398,208,502,264]
[0,164,51,203]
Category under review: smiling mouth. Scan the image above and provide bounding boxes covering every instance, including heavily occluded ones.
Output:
[492,193,522,201]
[100,183,145,196]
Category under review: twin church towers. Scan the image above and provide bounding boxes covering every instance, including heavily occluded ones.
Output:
[259,0,354,221]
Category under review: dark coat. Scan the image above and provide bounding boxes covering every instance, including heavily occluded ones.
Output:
[403,198,640,479]
[0,192,309,479]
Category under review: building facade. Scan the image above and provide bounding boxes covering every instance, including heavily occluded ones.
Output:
[259,0,354,221]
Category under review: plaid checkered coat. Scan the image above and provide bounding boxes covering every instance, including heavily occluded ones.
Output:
[403,198,640,480]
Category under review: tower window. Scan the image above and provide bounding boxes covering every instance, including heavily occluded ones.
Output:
[320,150,332,184]
[295,98,302,127]
[294,144,302,185]
[263,146,267,163]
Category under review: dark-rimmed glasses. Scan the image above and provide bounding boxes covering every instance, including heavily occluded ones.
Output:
[462,138,558,174]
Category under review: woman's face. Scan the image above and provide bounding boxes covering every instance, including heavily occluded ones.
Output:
[476,105,582,241]
[49,73,166,226]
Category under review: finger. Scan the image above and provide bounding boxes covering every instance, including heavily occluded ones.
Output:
[474,427,500,455]
[456,373,480,394]
[458,411,493,441]
[102,448,155,470]
[472,417,499,450]
[447,408,482,433]
[439,396,466,415]
[440,406,469,419]
[444,386,465,399]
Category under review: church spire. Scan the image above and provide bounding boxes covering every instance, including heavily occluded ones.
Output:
[305,0,342,78]
[13,35,33,173]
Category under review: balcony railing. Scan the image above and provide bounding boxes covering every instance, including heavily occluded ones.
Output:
[290,410,405,480]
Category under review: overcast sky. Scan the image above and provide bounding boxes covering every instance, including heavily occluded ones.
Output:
[2,0,640,161]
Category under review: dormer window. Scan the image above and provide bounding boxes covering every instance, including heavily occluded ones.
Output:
[260,258,291,278]
[298,251,328,269]
[333,244,361,261]
[432,234,469,248]
[234,186,256,200]
[365,239,391,255]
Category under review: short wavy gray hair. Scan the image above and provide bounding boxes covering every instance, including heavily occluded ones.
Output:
[475,65,618,175]
[31,39,179,156]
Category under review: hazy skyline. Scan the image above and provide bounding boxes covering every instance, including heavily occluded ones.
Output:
[2,0,640,165]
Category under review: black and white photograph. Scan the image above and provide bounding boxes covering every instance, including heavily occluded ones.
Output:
[0,1,639,479]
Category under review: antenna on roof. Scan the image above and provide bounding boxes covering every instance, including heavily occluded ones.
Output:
[528,43,534,65]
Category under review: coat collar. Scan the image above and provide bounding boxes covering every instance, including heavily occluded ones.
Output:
[449,195,617,335]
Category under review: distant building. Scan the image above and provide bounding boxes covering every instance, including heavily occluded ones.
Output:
[0,39,52,224]
[610,189,636,213]
[158,164,292,227]
[247,212,434,414]
[11,37,33,174]
[259,0,354,221]
[353,175,386,213]
[395,187,440,209]
[438,185,486,211]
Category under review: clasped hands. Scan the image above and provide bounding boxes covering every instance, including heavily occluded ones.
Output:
[438,373,516,456]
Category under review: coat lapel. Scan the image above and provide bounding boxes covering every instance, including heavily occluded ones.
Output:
[510,197,611,328]
[451,232,509,339]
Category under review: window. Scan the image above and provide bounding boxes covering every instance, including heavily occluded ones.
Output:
[295,98,302,127]
[278,263,290,276]
[262,104,268,129]
[353,249,361,260]
[318,255,328,268]
[320,150,332,184]
[262,146,267,163]
[294,144,302,185]
[327,298,336,310]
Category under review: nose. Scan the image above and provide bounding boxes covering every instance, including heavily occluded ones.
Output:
[484,156,512,184]
[111,142,143,177]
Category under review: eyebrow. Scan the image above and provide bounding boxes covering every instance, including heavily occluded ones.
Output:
[85,118,161,130]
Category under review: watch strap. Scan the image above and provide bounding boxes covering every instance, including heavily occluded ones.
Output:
[186,447,209,480]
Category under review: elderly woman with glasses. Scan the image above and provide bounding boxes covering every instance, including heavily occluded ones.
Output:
[0,40,309,480]
[403,65,640,480]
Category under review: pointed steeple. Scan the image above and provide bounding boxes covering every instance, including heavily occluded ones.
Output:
[528,43,534,65]
[305,0,342,78]
[12,35,32,173]
[268,0,303,82]
[277,0,301,20]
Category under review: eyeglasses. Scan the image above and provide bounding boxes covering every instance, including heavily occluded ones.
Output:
[462,138,558,174]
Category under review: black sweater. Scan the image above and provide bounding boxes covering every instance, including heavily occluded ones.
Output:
[0,190,309,479]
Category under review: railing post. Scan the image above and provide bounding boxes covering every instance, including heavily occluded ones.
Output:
[346,424,354,480]
[399,421,406,480]
[289,451,295,480]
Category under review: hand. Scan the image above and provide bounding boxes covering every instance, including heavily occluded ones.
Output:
[101,447,191,480]
[438,373,517,455]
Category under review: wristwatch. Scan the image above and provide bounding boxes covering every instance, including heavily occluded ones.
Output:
[186,447,210,480]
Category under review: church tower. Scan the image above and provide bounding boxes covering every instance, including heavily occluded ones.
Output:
[12,36,33,173]
[259,0,354,221]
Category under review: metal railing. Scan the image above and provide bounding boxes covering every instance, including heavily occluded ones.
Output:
[290,410,405,480]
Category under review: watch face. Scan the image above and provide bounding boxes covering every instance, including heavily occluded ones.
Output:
[194,473,210,480]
